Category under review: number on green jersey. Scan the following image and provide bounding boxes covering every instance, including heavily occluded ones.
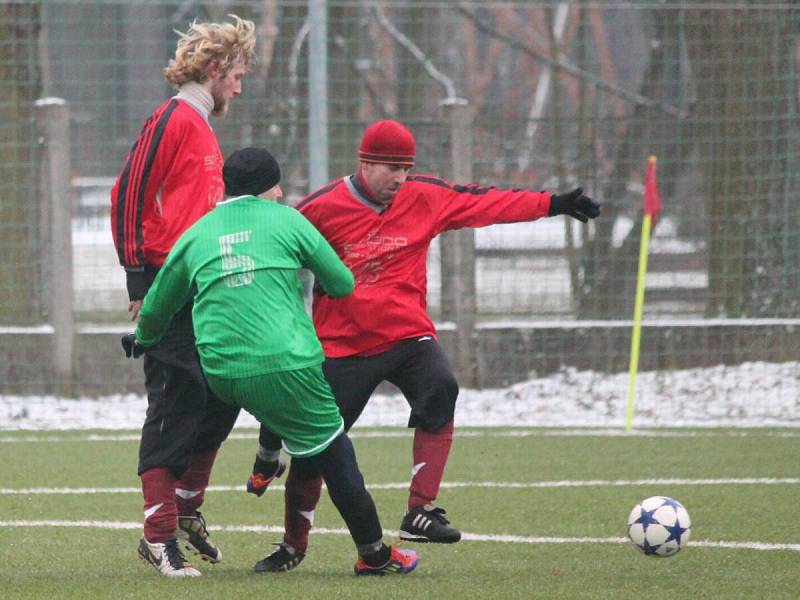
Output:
[219,231,255,288]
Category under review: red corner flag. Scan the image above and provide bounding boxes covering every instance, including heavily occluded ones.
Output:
[644,155,661,224]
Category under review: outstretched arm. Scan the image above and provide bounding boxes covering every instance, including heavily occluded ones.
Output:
[413,175,551,233]
[414,175,600,234]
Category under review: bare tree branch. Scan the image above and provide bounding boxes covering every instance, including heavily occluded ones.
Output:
[456,4,685,118]
[372,4,463,102]
[518,1,572,172]
[257,0,279,80]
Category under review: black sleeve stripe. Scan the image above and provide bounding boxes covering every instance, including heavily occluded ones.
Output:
[296,179,342,210]
[122,119,158,264]
[114,99,179,266]
[407,174,497,196]
[114,114,155,266]
[131,100,177,263]
[114,148,137,265]
[116,110,161,265]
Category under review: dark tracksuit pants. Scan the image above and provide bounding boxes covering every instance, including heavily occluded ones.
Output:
[138,300,240,476]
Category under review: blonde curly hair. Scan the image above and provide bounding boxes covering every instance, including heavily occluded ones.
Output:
[163,14,256,86]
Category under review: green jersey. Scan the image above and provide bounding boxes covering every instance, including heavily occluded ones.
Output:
[135,195,354,379]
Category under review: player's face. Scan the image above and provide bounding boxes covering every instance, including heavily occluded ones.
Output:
[361,162,411,206]
[210,59,246,118]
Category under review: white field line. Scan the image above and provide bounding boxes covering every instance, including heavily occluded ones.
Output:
[2,478,798,496]
[0,519,797,553]
[2,428,800,443]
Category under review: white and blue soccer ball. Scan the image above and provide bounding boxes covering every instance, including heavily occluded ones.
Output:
[627,496,691,557]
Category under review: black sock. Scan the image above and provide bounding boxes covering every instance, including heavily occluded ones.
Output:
[361,544,391,567]
[252,453,279,475]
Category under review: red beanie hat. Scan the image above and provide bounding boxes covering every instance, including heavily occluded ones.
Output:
[358,120,415,166]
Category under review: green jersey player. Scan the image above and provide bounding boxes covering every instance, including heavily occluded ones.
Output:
[124,147,418,576]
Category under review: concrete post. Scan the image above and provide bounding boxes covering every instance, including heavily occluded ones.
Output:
[308,0,329,190]
[35,97,74,395]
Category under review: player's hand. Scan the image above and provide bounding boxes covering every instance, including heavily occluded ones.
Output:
[121,333,146,359]
[128,300,143,321]
[548,188,600,222]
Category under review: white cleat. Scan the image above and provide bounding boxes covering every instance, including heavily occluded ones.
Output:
[138,537,201,577]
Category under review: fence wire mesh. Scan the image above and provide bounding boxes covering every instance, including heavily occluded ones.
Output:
[1,1,799,419]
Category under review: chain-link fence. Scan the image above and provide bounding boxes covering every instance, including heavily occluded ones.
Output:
[1,2,799,419]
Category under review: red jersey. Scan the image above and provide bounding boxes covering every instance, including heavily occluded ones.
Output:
[297,174,551,357]
[110,98,224,269]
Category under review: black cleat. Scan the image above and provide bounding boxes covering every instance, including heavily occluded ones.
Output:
[254,543,306,573]
[399,505,462,544]
[177,511,222,563]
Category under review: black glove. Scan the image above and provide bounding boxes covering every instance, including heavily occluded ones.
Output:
[548,188,600,222]
[121,333,146,358]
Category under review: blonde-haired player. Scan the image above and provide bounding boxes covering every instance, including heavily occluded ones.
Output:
[110,14,256,577]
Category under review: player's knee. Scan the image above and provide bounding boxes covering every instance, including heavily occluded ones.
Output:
[432,370,459,410]
[410,374,459,432]
[326,473,370,516]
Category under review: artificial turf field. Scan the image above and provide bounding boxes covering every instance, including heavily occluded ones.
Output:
[1,427,798,599]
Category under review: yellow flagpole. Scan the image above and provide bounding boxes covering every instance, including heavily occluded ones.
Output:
[626,156,658,431]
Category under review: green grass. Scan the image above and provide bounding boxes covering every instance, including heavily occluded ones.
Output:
[1,427,799,599]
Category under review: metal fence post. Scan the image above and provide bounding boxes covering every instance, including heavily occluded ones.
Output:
[35,97,74,395]
[308,0,329,190]
[440,99,477,387]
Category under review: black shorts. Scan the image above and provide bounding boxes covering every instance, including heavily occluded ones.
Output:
[322,336,459,432]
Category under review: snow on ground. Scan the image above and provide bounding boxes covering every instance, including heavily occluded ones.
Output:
[2,362,798,431]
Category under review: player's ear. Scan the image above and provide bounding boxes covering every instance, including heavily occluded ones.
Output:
[205,59,222,80]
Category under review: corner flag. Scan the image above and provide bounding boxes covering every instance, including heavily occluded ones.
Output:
[625,156,660,431]
[644,155,661,224]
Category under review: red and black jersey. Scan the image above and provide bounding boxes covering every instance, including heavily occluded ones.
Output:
[297,174,551,358]
[110,98,224,270]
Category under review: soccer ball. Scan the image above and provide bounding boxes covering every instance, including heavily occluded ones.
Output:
[627,496,691,557]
